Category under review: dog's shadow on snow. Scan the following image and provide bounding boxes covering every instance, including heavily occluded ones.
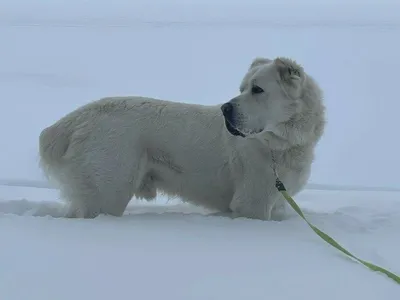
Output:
[0,198,360,224]
[1,199,398,235]
[0,199,293,221]
[0,199,311,226]
[0,198,235,220]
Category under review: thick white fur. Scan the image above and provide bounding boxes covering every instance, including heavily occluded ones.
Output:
[39,56,325,220]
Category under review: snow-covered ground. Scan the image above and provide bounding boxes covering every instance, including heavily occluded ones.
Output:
[1,1,400,299]
[1,186,399,299]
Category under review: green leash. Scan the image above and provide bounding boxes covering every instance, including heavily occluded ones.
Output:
[275,177,400,284]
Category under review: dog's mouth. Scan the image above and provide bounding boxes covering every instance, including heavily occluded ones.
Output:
[224,118,246,137]
[223,118,262,138]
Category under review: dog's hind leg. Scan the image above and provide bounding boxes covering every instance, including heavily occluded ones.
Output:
[60,176,103,219]
[60,169,135,218]
[59,152,139,218]
[56,124,152,218]
[98,171,140,217]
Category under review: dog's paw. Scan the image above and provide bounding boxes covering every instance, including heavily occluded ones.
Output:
[64,203,100,219]
[230,205,268,221]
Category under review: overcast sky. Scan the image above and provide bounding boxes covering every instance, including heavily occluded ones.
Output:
[0,0,399,188]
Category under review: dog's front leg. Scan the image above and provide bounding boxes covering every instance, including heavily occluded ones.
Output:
[229,173,278,221]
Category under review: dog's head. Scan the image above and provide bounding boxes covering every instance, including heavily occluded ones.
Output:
[221,57,307,138]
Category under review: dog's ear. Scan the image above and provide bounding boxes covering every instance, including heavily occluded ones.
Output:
[274,57,305,83]
[274,57,306,97]
[249,57,272,70]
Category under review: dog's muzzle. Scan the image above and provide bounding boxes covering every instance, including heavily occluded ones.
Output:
[220,103,245,138]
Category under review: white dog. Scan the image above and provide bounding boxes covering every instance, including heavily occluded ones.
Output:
[39,56,325,220]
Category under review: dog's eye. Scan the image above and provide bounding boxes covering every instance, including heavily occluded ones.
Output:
[251,85,264,94]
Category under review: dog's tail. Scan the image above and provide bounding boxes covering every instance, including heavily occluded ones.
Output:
[39,123,71,166]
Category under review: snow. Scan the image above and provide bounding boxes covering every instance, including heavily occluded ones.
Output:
[1,0,400,299]
[1,186,400,299]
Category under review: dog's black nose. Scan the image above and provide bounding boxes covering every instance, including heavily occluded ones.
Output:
[221,103,233,116]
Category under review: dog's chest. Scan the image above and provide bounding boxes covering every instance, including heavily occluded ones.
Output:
[274,147,313,192]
